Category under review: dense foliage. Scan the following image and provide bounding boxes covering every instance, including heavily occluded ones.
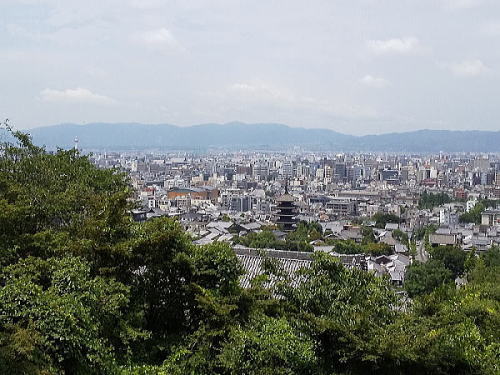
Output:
[460,202,486,224]
[413,223,438,241]
[372,212,402,228]
[232,221,322,252]
[0,126,498,374]
[404,245,467,297]
[323,239,393,256]
[234,222,396,256]
[418,191,453,209]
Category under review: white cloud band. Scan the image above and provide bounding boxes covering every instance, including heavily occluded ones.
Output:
[39,88,115,104]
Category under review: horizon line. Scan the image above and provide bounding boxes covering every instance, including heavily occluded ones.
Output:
[22,121,500,137]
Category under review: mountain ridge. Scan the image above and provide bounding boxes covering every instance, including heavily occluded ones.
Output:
[3,122,500,152]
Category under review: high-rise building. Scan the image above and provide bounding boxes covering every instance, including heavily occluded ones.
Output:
[334,162,347,181]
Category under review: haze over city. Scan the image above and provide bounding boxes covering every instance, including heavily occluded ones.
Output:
[2,0,500,134]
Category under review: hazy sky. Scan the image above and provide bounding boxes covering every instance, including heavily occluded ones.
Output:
[1,0,500,134]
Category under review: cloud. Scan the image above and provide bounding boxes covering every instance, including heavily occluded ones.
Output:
[227,81,377,118]
[360,75,389,88]
[367,37,420,55]
[442,60,488,77]
[129,0,164,10]
[229,82,293,101]
[132,28,180,49]
[6,23,39,40]
[39,88,115,104]
[480,21,500,36]
[442,0,482,10]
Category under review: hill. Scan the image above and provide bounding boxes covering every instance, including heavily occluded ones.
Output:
[4,122,500,152]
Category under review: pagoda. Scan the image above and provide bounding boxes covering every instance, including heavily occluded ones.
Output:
[275,182,298,231]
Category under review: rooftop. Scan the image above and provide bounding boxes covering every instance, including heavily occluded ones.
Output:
[276,194,295,203]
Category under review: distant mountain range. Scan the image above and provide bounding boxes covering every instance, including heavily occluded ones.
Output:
[3,122,500,152]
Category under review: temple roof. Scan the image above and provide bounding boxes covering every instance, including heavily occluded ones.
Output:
[277,193,295,203]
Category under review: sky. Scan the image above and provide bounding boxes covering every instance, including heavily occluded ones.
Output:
[1,0,500,135]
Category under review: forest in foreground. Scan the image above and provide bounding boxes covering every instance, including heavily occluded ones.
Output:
[0,126,498,374]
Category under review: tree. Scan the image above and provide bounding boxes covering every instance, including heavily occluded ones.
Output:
[278,252,399,373]
[376,283,499,374]
[482,245,500,268]
[234,227,315,252]
[233,230,280,249]
[372,212,401,228]
[404,260,454,297]
[0,256,138,374]
[418,191,452,209]
[460,202,485,224]
[218,316,316,375]
[365,242,393,256]
[329,239,364,254]
[0,125,132,273]
[403,257,499,374]
[361,226,376,244]
[392,229,409,245]
[127,219,246,362]
[190,242,244,297]
[413,224,437,241]
[431,245,466,278]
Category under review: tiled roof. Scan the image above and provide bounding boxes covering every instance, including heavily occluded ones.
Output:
[234,247,312,288]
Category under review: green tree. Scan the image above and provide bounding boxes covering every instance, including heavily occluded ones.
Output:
[361,226,376,244]
[418,191,452,209]
[404,260,454,297]
[372,212,401,229]
[377,284,499,374]
[218,316,316,375]
[127,219,245,362]
[0,256,138,374]
[329,239,364,254]
[481,245,500,268]
[431,245,466,278]
[0,125,132,273]
[364,242,393,256]
[392,228,409,245]
[413,224,437,241]
[279,252,399,373]
[460,202,486,224]
[286,221,323,242]
[406,258,499,374]
[234,227,314,252]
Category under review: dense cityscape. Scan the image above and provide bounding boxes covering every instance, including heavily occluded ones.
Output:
[91,146,500,294]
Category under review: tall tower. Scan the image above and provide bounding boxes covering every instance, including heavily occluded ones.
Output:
[74,137,79,152]
[275,182,298,231]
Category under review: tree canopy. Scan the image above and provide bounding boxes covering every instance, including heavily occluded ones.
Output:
[418,191,453,209]
[372,212,401,228]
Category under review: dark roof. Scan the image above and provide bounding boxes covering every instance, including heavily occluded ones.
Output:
[277,194,295,203]
[234,247,312,288]
[429,233,457,245]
